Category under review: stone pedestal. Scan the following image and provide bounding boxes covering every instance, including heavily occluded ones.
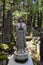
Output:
[8,54,33,65]
[14,51,28,61]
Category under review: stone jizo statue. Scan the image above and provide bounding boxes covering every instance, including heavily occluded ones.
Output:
[14,17,28,61]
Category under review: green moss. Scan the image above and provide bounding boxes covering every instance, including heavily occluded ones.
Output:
[0,44,11,52]
[0,43,14,52]
[10,42,14,46]
[0,54,8,61]
[0,44,2,49]
[0,44,9,50]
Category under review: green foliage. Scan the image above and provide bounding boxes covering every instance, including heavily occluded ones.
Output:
[13,10,22,17]
[0,44,9,50]
[0,43,14,51]
[0,0,43,29]
[0,1,3,6]
[0,54,8,60]
[11,42,15,45]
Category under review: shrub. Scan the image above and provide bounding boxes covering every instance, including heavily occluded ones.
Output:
[0,54,8,61]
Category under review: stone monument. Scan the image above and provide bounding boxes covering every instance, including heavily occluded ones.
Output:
[14,25,28,61]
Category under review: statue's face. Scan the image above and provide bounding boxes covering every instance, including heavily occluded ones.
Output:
[20,19,23,23]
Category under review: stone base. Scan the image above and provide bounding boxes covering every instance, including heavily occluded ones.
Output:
[14,51,28,61]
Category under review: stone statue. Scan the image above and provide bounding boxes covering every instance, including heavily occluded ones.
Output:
[14,17,28,61]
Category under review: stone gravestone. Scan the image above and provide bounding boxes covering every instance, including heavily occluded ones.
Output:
[3,10,12,43]
[14,27,28,61]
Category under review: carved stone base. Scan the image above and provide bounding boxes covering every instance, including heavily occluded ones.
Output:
[14,51,28,61]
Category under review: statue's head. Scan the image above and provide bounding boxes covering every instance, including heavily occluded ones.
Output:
[18,17,24,23]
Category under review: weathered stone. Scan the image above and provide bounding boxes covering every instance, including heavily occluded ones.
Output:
[8,54,33,65]
[14,26,28,61]
[16,29,26,50]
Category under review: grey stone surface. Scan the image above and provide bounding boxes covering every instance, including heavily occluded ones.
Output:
[16,29,26,50]
[8,54,33,65]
